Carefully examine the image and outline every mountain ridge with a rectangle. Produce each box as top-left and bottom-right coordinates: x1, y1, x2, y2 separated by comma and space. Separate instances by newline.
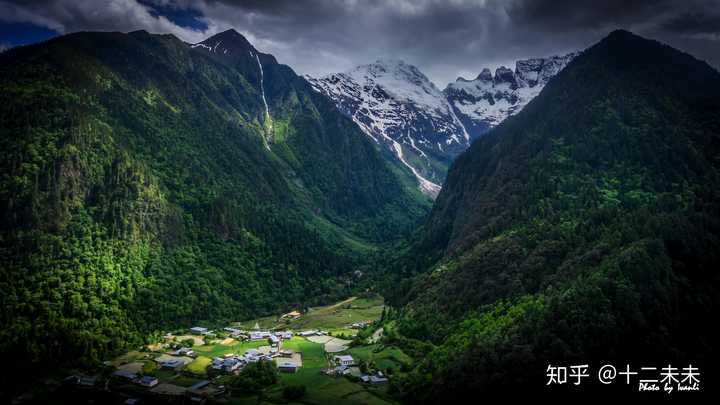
308, 53, 575, 196
387, 29, 720, 400
0, 28, 429, 371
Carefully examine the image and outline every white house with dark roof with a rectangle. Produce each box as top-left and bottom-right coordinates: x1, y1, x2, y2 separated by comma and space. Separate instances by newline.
333, 355, 355, 366
249, 331, 271, 340
277, 362, 298, 373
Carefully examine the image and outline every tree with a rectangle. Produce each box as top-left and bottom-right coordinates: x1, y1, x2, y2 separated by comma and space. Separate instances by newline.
282, 385, 306, 400
228, 360, 278, 393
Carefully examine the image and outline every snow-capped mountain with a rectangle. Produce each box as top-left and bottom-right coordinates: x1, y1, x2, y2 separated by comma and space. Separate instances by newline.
445, 53, 578, 138
307, 60, 469, 196
307, 54, 576, 197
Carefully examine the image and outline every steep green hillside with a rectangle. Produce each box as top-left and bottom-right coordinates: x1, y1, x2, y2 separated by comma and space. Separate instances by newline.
388, 31, 720, 400
0, 29, 429, 370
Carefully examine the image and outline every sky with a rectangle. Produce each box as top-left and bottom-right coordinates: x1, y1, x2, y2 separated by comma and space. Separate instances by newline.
1, 0, 719, 87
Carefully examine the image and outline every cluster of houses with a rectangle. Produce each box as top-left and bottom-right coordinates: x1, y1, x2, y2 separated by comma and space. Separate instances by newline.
111, 370, 160, 388
171, 346, 196, 357
188, 325, 329, 341
158, 358, 187, 370
189, 326, 296, 345
349, 321, 370, 329
297, 330, 328, 337
360, 372, 389, 385
210, 347, 300, 374
329, 355, 355, 376
328, 355, 388, 385
110, 371, 224, 403
210, 349, 271, 373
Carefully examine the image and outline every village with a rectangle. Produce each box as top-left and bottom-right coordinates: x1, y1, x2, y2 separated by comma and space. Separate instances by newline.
60, 296, 405, 404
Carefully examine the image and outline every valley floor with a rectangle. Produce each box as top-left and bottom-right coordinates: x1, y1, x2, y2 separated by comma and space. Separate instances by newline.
43, 296, 409, 404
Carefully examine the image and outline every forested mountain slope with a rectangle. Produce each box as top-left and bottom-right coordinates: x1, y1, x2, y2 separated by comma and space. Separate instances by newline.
387, 30, 720, 400
0, 29, 428, 371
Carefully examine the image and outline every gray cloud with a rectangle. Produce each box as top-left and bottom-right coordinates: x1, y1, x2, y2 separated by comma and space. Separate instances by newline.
2, 0, 719, 86
0, 0, 213, 42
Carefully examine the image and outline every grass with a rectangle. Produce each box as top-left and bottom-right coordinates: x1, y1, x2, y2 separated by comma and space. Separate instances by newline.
275, 337, 395, 404
110, 350, 153, 367
346, 345, 412, 373
281, 296, 385, 332
233, 295, 385, 335
186, 356, 212, 375
280, 337, 326, 369
193, 339, 266, 358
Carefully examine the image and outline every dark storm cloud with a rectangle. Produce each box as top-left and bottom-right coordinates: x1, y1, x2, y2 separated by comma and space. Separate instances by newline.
1, 0, 719, 86
662, 11, 720, 38
180, 0, 720, 84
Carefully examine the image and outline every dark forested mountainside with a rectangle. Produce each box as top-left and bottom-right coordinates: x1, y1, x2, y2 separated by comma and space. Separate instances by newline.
0, 29, 429, 372
385, 30, 720, 400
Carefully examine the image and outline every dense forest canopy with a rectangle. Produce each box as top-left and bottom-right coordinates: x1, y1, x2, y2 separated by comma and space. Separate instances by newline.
0, 29, 429, 374
383, 30, 720, 400
1, 24, 719, 403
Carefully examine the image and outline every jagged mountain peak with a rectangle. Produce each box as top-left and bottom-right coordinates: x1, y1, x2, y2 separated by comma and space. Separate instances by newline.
190, 28, 258, 57
307, 52, 575, 197
476, 68, 493, 82
359, 59, 429, 79
444, 52, 577, 129
307, 60, 471, 198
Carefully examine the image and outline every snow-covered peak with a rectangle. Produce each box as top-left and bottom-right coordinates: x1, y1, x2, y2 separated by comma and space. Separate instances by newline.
307, 52, 577, 198
515, 53, 577, 87
307, 60, 470, 198
341, 59, 448, 115
444, 52, 577, 129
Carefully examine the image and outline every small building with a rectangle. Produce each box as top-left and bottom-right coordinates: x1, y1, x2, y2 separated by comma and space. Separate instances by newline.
360, 375, 370, 383
138, 376, 159, 388
112, 370, 138, 381
224, 327, 244, 337
333, 355, 355, 366
77, 375, 98, 387
278, 331, 293, 339
159, 359, 185, 370
332, 365, 350, 376
223, 358, 243, 372
175, 347, 195, 356
190, 327, 208, 335
189, 380, 211, 391
268, 335, 280, 346
249, 331, 271, 340
279, 349, 294, 357
370, 375, 389, 385
277, 362, 298, 373
298, 330, 317, 337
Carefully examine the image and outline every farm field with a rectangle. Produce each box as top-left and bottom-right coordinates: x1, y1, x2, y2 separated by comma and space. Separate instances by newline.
235, 295, 385, 337
346, 345, 412, 373
106, 296, 398, 404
